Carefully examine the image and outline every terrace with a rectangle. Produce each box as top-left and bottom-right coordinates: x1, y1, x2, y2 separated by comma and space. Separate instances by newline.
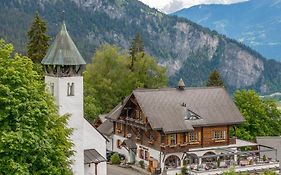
166, 139, 280, 175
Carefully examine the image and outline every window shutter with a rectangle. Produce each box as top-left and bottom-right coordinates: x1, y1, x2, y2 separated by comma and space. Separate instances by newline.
168, 135, 171, 145
138, 149, 141, 159
198, 131, 201, 142
177, 133, 182, 144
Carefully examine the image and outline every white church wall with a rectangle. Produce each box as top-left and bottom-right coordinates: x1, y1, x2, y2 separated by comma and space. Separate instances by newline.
83, 119, 107, 175
45, 76, 85, 174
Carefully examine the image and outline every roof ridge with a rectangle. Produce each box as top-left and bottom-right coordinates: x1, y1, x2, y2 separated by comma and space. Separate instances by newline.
133, 86, 225, 92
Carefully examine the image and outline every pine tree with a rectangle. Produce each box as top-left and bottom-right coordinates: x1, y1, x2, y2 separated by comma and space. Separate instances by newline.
27, 12, 50, 63
206, 70, 224, 87
129, 32, 144, 70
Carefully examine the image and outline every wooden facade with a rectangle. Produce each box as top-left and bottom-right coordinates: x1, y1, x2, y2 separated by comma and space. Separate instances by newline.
113, 96, 235, 154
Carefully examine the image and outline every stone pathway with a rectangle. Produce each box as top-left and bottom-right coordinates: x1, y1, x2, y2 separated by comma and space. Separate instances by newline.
107, 164, 145, 175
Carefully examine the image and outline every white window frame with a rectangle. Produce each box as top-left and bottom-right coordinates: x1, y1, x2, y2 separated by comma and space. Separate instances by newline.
189, 132, 198, 142
213, 130, 226, 140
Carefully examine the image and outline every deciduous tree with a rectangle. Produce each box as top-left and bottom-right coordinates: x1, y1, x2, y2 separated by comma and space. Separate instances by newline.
84, 44, 167, 120
234, 90, 281, 141
0, 39, 73, 174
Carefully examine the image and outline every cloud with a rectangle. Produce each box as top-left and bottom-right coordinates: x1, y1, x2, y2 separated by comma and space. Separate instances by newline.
138, 0, 248, 13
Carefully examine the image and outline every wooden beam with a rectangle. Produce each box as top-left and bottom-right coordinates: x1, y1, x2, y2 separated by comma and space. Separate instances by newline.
95, 163, 98, 175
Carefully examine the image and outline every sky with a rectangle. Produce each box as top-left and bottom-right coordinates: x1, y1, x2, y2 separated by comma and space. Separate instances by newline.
139, 0, 248, 13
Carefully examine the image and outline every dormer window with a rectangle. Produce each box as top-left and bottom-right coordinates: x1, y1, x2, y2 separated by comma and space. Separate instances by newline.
185, 109, 200, 120
67, 83, 74, 96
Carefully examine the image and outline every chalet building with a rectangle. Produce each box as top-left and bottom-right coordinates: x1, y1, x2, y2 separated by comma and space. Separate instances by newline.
93, 114, 108, 128
41, 21, 107, 175
105, 80, 279, 174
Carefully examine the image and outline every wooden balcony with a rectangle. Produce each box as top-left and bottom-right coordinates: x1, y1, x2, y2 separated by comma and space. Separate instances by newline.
160, 143, 191, 153
124, 117, 150, 131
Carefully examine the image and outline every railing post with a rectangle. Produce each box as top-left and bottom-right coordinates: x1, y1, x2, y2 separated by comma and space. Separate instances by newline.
199, 157, 202, 165
95, 163, 98, 175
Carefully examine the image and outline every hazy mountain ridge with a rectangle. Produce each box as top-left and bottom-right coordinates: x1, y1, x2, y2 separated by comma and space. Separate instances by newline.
173, 0, 281, 62
0, 0, 281, 94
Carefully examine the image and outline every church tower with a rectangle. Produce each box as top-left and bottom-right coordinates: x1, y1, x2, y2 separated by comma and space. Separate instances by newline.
42, 22, 87, 174
42, 21, 106, 175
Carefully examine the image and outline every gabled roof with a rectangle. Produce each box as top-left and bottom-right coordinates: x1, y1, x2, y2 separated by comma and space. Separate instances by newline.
41, 22, 86, 65
97, 120, 113, 136
107, 87, 244, 134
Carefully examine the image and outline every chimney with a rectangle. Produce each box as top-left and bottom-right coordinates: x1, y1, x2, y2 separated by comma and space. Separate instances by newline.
177, 78, 185, 90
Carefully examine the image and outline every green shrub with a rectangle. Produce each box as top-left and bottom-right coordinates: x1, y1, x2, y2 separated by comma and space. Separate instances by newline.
139, 160, 145, 169
181, 166, 188, 174
110, 153, 121, 164
262, 171, 278, 175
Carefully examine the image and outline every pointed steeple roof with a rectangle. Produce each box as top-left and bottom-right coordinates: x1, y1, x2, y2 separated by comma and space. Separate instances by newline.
41, 21, 86, 65
178, 78, 185, 90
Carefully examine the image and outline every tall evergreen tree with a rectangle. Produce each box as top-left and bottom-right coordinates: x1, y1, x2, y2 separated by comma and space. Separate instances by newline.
206, 69, 224, 87
27, 12, 50, 63
0, 39, 73, 174
129, 32, 144, 70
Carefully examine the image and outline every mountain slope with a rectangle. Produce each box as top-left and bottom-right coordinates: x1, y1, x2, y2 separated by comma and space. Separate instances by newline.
139, 0, 247, 13
0, 0, 281, 94
173, 0, 281, 62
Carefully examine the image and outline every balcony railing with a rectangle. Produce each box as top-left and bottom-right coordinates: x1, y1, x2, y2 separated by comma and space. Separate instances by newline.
117, 117, 150, 131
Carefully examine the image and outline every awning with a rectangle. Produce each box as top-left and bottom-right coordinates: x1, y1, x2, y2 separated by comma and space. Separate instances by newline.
84, 149, 106, 164
122, 139, 137, 150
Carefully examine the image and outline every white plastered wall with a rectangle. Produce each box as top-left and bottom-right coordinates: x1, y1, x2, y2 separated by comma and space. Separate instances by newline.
112, 135, 130, 158
45, 76, 106, 175
83, 120, 107, 175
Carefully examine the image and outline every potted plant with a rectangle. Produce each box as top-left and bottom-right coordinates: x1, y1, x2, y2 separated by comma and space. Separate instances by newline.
263, 155, 267, 162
